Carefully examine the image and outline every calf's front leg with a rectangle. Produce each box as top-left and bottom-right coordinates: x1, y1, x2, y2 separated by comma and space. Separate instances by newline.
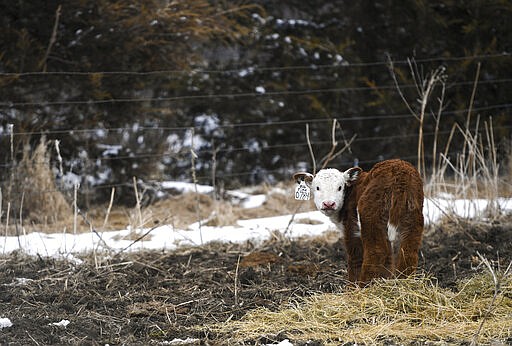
344, 235, 363, 283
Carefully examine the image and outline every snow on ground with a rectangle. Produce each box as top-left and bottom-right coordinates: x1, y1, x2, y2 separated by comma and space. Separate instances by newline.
48, 320, 70, 328
160, 181, 214, 194
1, 210, 332, 260
1, 182, 511, 259
0, 318, 13, 329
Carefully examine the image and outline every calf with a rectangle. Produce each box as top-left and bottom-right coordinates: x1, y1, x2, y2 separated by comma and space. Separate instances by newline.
294, 159, 424, 285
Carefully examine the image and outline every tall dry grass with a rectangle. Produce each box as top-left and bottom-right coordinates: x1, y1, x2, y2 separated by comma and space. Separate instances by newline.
6, 137, 71, 224
425, 119, 503, 219
390, 59, 508, 224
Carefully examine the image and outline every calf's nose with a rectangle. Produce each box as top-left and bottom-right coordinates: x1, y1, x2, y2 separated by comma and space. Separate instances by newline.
322, 201, 336, 210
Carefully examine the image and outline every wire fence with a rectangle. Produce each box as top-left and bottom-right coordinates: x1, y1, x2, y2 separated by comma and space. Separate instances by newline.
1, 52, 509, 77
1, 52, 511, 202
1, 102, 511, 138
1, 120, 509, 196
2, 78, 512, 107
1, 112, 510, 165
1, 52, 511, 107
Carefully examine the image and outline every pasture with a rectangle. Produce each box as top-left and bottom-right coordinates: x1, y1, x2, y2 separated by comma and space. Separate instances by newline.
1, 187, 511, 345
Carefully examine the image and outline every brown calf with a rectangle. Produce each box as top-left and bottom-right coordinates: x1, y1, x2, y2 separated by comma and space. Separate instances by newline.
294, 159, 424, 285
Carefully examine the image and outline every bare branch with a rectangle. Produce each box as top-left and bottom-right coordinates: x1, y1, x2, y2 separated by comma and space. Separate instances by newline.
319, 119, 338, 169
320, 134, 357, 170
465, 62, 481, 133
387, 55, 417, 120
40, 5, 62, 72
305, 124, 316, 175
305, 119, 355, 171
114, 215, 173, 256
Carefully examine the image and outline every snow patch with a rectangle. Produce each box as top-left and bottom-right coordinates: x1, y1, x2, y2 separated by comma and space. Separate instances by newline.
49, 319, 70, 328
265, 339, 294, 346
241, 194, 266, 208
5, 278, 34, 286
0, 318, 13, 329
238, 67, 254, 77
255, 86, 266, 94
194, 114, 221, 135
161, 181, 214, 194
164, 338, 200, 345
97, 144, 122, 156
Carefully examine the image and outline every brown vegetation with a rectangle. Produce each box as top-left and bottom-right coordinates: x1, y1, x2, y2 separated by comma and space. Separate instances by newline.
5, 137, 71, 224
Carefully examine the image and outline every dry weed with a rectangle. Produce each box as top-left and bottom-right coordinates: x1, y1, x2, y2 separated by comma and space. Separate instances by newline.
8, 137, 71, 224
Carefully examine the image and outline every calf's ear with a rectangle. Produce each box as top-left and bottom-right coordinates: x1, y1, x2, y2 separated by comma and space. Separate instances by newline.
292, 172, 314, 185
344, 167, 362, 186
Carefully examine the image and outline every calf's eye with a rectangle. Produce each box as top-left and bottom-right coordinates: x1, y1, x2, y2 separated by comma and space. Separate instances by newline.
316, 186, 320, 191
338, 186, 342, 191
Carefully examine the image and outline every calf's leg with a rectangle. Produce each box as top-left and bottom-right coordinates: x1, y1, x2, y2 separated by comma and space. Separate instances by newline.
345, 235, 363, 283
395, 220, 423, 277
358, 217, 392, 284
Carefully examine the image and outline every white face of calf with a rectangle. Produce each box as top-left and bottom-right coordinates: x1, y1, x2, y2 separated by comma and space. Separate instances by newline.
294, 167, 361, 216
312, 169, 348, 214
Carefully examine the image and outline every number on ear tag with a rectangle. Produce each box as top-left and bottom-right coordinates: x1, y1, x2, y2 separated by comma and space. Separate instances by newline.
295, 180, 311, 200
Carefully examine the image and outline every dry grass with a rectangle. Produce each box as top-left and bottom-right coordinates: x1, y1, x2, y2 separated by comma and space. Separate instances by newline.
216, 273, 512, 345
1, 183, 308, 236
7, 137, 71, 224
119, 183, 310, 231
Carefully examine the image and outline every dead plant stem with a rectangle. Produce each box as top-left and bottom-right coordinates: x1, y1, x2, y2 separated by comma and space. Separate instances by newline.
0, 188, 2, 234
132, 177, 143, 229
54, 139, 64, 177
462, 63, 481, 181
40, 5, 61, 72
320, 120, 357, 169
388, 56, 416, 118
305, 123, 316, 175
190, 128, 203, 244
114, 215, 172, 256
102, 188, 116, 230
465, 62, 481, 138
25, 331, 41, 346
234, 254, 241, 308
73, 183, 78, 236
470, 252, 501, 346
17, 191, 25, 249
211, 139, 219, 201
320, 119, 338, 168
430, 80, 446, 192
78, 209, 112, 252
4, 202, 10, 253
7, 124, 14, 217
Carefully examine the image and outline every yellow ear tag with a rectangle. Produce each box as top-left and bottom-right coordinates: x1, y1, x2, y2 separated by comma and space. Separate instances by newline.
295, 179, 311, 200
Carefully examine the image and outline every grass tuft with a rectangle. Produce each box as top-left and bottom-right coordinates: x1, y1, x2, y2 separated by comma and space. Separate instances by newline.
9, 137, 71, 224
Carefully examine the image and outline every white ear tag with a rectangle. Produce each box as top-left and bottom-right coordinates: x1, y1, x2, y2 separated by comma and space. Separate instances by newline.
295, 180, 311, 200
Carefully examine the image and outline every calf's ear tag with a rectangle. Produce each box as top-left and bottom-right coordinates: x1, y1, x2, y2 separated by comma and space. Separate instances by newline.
295, 179, 311, 200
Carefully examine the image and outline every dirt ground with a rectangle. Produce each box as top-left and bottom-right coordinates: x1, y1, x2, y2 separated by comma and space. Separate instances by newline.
1, 216, 511, 345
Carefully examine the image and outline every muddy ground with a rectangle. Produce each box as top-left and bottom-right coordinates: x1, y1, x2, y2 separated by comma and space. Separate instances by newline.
1, 217, 511, 345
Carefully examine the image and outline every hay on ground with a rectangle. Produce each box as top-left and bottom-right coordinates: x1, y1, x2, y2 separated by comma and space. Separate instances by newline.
216, 274, 512, 345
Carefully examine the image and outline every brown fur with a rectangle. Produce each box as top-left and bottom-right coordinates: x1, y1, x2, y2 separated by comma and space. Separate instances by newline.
336, 159, 424, 285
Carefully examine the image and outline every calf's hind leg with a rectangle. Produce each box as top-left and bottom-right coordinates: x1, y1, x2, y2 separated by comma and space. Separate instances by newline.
395, 221, 423, 277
